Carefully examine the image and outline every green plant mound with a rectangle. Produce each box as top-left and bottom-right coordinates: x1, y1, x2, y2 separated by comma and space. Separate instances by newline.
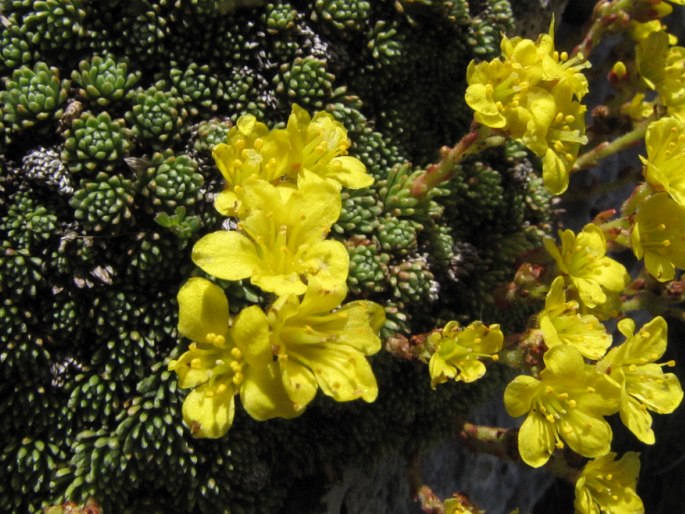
0, 0, 552, 512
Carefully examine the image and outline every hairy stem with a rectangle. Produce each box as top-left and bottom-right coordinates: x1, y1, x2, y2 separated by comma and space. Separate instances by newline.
573, 0, 631, 58
410, 125, 504, 198
572, 121, 647, 172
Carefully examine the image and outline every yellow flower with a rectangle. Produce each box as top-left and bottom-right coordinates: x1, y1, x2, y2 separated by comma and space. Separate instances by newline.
597, 317, 683, 444
536, 86, 588, 195
631, 192, 685, 281
212, 106, 373, 217
465, 57, 553, 136
428, 320, 503, 389
629, 19, 678, 44
574, 452, 644, 514
267, 279, 385, 411
464, 58, 515, 129
192, 175, 349, 296
465, 26, 589, 196
641, 115, 685, 206
539, 277, 611, 360
501, 26, 589, 100
169, 278, 298, 438
636, 31, 685, 113
622, 92, 656, 122
212, 113, 289, 217
279, 104, 373, 189
504, 345, 619, 468
544, 223, 629, 309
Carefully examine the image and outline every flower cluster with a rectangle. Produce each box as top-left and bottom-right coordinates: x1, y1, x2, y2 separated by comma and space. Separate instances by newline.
169, 105, 384, 438
508, 306, 681, 462
544, 223, 630, 313
427, 321, 503, 389
636, 29, 685, 116
506, 306, 681, 506
628, 115, 685, 281
465, 24, 590, 195
575, 452, 643, 514
505, 344, 619, 467
211, 104, 372, 217
618, 12, 685, 282
505, 215, 682, 511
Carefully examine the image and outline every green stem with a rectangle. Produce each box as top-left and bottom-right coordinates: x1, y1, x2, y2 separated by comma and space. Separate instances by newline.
572, 121, 648, 172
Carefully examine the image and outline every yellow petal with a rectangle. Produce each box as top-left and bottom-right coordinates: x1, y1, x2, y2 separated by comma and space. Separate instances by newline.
561, 408, 613, 458
298, 239, 350, 289
456, 358, 487, 383
429, 353, 456, 389
644, 252, 676, 282
241, 362, 302, 421
542, 344, 585, 377
544, 276, 567, 311
518, 411, 555, 467
629, 316, 668, 362
542, 147, 570, 195
543, 236, 565, 272
298, 277, 348, 315
619, 392, 655, 444
290, 344, 379, 402
214, 189, 240, 217
252, 272, 308, 297
627, 367, 683, 415
327, 156, 373, 188
192, 231, 259, 281
504, 375, 541, 417
182, 380, 236, 438
212, 143, 234, 181
572, 277, 607, 308
177, 277, 228, 343
336, 301, 385, 355
232, 305, 271, 367
280, 358, 318, 412
169, 350, 213, 389
465, 84, 506, 128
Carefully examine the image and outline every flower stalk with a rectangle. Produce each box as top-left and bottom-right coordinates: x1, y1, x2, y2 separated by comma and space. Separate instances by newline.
572, 121, 648, 172
458, 421, 519, 462
410, 126, 504, 198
